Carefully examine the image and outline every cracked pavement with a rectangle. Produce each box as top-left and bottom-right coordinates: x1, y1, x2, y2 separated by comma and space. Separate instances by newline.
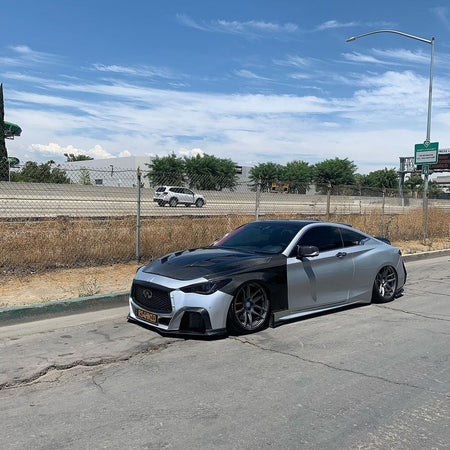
0, 255, 449, 449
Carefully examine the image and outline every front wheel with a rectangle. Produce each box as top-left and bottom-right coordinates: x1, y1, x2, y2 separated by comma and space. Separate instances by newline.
372, 266, 398, 303
227, 282, 270, 334
195, 199, 204, 208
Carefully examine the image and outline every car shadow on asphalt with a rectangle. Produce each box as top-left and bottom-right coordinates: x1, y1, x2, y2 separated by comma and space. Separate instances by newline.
126, 302, 380, 341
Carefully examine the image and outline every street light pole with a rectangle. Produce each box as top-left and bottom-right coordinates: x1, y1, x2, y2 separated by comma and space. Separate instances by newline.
346, 30, 435, 241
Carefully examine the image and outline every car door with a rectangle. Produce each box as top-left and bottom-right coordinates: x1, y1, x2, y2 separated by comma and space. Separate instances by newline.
183, 188, 195, 204
339, 228, 375, 301
286, 225, 355, 312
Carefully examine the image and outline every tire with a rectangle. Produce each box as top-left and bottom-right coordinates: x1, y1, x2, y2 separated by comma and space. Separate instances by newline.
195, 199, 204, 208
157, 201, 164, 207
227, 282, 270, 334
372, 266, 398, 303
169, 198, 178, 207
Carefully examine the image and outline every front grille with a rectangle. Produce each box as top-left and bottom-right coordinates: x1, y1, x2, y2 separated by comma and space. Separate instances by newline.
132, 283, 172, 313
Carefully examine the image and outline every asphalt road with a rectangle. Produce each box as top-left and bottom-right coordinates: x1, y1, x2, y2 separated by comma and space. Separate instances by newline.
0, 255, 449, 449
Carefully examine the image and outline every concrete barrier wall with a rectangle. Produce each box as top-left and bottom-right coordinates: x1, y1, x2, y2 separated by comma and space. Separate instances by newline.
1, 182, 448, 218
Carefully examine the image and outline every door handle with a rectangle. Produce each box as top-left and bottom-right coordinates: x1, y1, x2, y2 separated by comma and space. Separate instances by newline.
336, 252, 347, 258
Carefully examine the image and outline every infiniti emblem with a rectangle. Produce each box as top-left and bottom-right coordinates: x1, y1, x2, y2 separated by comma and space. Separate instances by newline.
142, 289, 153, 300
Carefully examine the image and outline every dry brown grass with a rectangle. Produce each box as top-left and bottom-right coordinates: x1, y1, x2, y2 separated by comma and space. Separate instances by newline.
1, 209, 449, 274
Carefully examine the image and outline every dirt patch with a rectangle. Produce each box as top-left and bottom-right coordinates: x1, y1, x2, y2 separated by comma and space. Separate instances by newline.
0, 263, 140, 308
1, 239, 449, 309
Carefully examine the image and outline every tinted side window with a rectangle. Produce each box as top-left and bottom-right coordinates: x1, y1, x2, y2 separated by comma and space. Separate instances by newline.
171, 188, 182, 193
298, 226, 343, 252
340, 229, 367, 247
156, 187, 166, 192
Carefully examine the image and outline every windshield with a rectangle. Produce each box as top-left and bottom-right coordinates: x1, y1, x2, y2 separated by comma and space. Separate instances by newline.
213, 221, 310, 254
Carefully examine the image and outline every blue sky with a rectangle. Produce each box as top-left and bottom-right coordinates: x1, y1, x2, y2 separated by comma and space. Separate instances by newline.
2, 0, 450, 174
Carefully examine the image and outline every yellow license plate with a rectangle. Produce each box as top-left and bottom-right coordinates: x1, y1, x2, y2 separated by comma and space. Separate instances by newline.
136, 308, 158, 324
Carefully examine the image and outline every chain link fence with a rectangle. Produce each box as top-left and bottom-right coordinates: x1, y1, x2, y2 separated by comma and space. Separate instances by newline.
1, 165, 449, 273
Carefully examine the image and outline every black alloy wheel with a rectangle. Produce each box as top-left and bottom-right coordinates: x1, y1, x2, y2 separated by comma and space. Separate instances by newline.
227, 282, 270, 334
372, 266, 398, 303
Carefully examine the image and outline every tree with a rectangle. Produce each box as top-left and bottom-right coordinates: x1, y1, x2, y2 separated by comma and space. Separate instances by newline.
313, 157, 357, 188
403, 175, 443, 199
64, 153, 94, 162
281, 160, 313, 193
404, 174, 423, 196
364, 168, 399, 190
427, 180, 444, 198
145, 153, 185, 186
248, 162, 285, 191
79, 168, 92, 185
184, 154, 238, 190
10, 161, 70, 184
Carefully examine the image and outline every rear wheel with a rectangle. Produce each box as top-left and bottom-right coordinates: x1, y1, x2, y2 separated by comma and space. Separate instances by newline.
169, 198, 178, 207
227, 282, 270, 334
157, 200, 164, 207
195, 198, 204, 208
372, 266, 398, 303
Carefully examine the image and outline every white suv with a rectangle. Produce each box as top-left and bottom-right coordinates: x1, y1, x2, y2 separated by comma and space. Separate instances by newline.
153, 186, 206, 207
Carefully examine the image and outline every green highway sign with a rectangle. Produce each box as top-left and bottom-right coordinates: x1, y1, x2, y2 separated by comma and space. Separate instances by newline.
414, 141, 439, 164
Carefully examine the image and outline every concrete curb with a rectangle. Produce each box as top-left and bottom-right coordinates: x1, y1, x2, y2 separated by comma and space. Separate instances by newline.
402, 249, 450, 261
0, 291, 130, 326
1, 250, 448, 326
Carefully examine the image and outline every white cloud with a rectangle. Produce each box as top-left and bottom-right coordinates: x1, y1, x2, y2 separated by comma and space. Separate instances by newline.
342, 52, 387, 64
432, 6, 450, 29
234, 69, 270, 80
0, 45, 61, 67
6, 61, 450, 174
177, 148, 205, 157
175, 14, 207, 31
372, 48, 430, 64
176, 14, 298, 37
29, 143, 114, 160
92, 63, 176, 79
214, 19, 298, 34
274, 55, 312, 68
315, 20, 357, 31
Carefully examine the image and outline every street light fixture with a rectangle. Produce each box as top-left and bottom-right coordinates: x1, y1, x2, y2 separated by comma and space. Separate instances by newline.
346, 29, 435, 241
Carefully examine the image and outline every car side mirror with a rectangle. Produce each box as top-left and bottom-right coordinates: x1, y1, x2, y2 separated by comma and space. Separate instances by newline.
296, 245, 320, 259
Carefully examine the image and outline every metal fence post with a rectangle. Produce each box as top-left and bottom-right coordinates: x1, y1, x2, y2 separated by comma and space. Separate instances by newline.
326, 183, 332, 221
423, 174, 429, 243
255, 179, 261, 221
136, 166, 142, 263
381, 187, 386, 237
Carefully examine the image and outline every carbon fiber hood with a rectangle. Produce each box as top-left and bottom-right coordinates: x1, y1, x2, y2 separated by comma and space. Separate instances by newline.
142, 247, 276, 281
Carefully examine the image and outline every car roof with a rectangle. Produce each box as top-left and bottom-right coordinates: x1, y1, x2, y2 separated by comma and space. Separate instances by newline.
253, 220, 353, 228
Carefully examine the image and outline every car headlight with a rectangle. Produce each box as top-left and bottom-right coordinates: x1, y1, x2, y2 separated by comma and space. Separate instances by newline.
180, 279, 231, 295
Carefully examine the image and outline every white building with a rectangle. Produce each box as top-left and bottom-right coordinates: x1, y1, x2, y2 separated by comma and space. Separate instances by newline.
435, 175, 450, 193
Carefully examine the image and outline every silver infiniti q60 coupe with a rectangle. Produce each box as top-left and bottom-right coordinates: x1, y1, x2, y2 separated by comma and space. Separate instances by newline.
128, 220, 406, 336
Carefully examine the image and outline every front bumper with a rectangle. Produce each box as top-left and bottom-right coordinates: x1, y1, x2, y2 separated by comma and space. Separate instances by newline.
128, 278, 233, 336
